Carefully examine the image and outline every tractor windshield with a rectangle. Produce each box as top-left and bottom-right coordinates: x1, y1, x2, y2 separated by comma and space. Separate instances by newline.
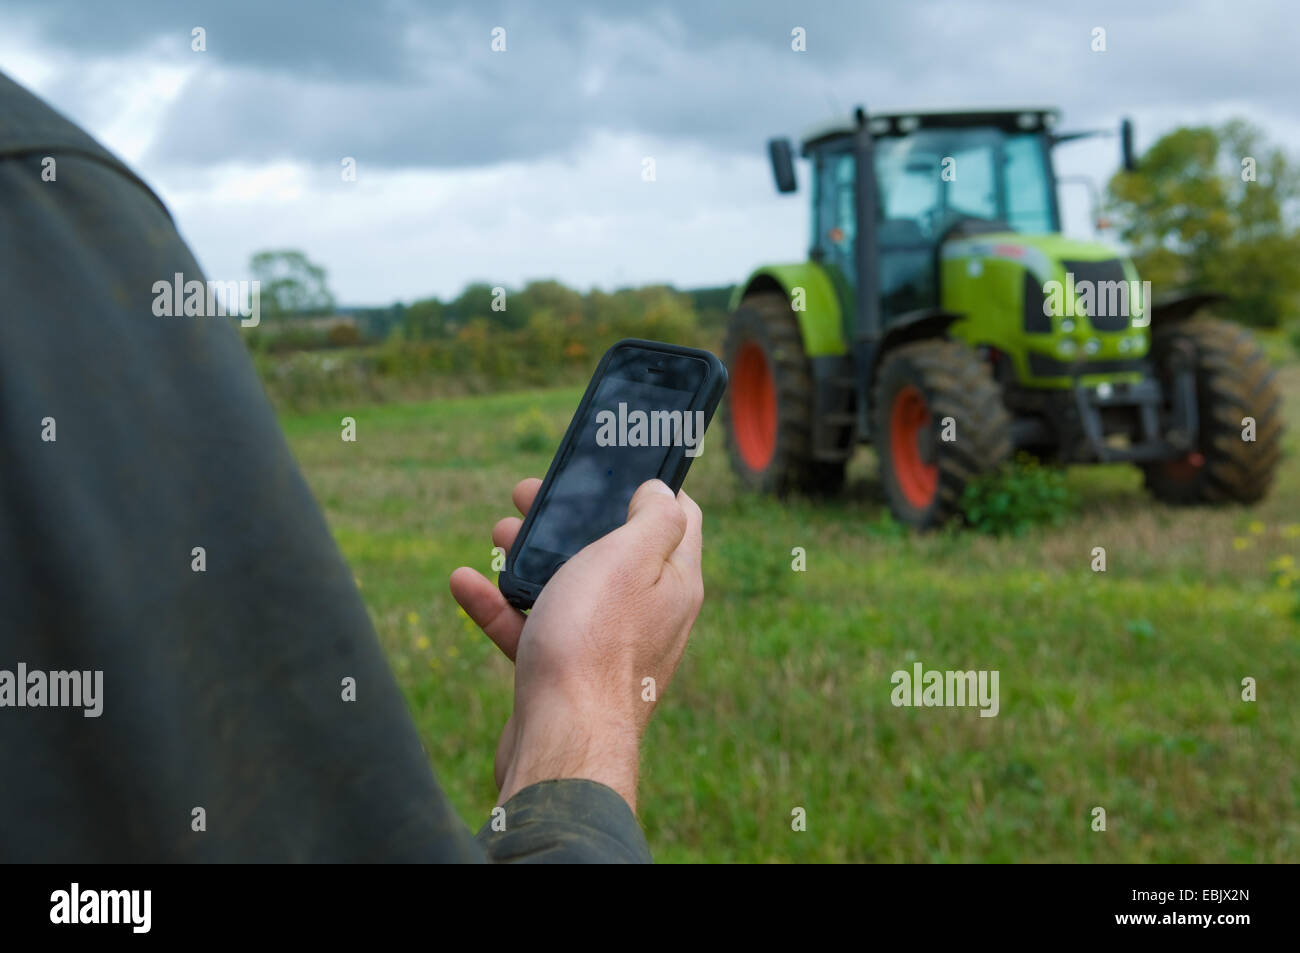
874, 128, 1057, 240
868, 126, 1057, 319
807, 123, 1060, 324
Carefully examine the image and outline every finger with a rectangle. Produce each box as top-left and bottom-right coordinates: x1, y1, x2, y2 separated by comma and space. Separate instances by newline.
448, 566, 525, 661
492, 516, 523, 553
613, 479, 688, 566
666, 488, 703, 577
512, 478, 543, 517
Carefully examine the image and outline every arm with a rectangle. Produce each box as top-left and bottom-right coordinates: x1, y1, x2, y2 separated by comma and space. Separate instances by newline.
451, 478, 705, 862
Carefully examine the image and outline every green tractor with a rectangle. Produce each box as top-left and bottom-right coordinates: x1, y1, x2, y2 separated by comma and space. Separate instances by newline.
724, 106, 1282, 527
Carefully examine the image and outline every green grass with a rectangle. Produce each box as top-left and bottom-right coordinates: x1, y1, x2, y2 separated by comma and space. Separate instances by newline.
280, 365, 1300, 863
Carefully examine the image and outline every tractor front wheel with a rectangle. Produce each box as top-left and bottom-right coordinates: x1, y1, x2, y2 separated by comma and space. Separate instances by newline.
1143, 317, 1282, 504
873, 340, 1012, 528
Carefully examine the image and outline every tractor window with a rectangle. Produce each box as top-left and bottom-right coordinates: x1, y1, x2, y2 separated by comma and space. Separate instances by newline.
874, 127, 1057, 240
874, 142, 940, 241
875, 130, 1006, 241
946, 143, 998, 222
1003, 134, 1054, 233
812, 148, 857, 289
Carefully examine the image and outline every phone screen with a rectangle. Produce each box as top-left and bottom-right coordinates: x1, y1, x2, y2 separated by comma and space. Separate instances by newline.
511, 348, 709, 586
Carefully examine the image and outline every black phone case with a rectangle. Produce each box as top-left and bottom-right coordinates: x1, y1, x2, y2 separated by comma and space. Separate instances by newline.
498, 338, 728, 610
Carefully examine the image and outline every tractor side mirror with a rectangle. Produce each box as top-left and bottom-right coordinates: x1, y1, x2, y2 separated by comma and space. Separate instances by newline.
1120, 118, 1136, 173
768, 137, 797, 193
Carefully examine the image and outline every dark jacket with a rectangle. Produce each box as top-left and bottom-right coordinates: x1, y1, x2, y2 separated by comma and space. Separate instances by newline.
0, 69, 649, 863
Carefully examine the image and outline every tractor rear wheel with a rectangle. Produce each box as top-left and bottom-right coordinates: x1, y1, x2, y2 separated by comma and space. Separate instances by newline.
1143, 317, 1282, 504
873, 340, 1012, 528
723, 293, 846, 495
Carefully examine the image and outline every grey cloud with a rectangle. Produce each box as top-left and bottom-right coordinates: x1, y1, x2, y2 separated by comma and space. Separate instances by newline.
7, 0, 1299, 170
6, 0, 419, 80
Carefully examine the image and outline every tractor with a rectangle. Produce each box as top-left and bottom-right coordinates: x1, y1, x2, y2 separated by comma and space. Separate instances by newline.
723, 106, 1282, 527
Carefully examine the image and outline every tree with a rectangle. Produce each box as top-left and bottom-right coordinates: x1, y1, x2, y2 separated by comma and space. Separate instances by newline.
1106, 119, 1300, 327
515, 280, 585, 330
445, 282, 503, 330
403, 297, 444, 340
249, 249, 336, 319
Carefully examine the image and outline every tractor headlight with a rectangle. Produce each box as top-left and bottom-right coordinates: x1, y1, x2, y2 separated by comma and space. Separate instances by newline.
1057, 339, 1077, 358
1060, 319, 1076, 333
1084, 339, 1101, 355
1117, 337, 1132, 353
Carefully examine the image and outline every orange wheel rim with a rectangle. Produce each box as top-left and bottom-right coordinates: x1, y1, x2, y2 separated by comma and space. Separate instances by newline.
890, 385, 938, 508
731, 342, 777, 471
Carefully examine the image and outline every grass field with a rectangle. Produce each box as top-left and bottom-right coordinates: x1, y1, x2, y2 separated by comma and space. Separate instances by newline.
280, 350, 1300, 863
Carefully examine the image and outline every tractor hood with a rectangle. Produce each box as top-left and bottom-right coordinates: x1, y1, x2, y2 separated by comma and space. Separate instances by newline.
941, 232, 1132, 285
939, 231, 1151, 386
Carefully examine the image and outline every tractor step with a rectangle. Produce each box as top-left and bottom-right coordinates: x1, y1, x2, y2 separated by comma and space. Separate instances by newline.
810, 356, 858, 461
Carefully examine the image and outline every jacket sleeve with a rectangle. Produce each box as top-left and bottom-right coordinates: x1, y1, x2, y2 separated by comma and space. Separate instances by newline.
476, 779, 653, 863
0, 68, 497, 863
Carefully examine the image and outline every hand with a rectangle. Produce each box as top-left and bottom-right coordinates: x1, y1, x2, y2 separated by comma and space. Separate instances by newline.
449, 478, 704, 812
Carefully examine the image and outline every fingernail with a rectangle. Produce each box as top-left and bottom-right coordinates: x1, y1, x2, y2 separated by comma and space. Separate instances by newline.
649, 480, 674, 496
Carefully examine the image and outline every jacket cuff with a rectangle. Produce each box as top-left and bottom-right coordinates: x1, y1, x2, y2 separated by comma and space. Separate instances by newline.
475, 778, 652, 863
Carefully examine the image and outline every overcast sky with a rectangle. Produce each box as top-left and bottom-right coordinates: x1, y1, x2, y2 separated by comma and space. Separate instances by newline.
2, 1, 1296, 305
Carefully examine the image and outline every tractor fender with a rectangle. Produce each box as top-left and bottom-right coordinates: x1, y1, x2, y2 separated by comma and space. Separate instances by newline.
1148, 291, 1227, 326
871, 308, 963, 370
855, 309, 964, 437
731, 263, 847, 357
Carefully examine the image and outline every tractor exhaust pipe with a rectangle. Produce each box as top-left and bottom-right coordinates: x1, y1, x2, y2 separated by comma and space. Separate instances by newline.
1120, 117, 1136, 173
852, 105, 884, 437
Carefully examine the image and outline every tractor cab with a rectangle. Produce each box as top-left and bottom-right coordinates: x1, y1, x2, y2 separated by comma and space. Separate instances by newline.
798, 109, 1062, 334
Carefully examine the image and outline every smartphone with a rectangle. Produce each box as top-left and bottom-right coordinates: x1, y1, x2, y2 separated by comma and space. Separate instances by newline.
499, 339, 728, 610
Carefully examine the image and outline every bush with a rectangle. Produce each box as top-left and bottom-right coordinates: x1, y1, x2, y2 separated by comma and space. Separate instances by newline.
326, 322, 361, 348
866, 510, 909, 540
960, 454, 1076, 536
265, 323, 330, 353
250, 279, 715, 412
512, 407, 557, 453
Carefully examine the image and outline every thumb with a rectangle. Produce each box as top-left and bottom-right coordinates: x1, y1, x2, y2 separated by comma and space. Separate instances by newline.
616, 479, 688, 564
